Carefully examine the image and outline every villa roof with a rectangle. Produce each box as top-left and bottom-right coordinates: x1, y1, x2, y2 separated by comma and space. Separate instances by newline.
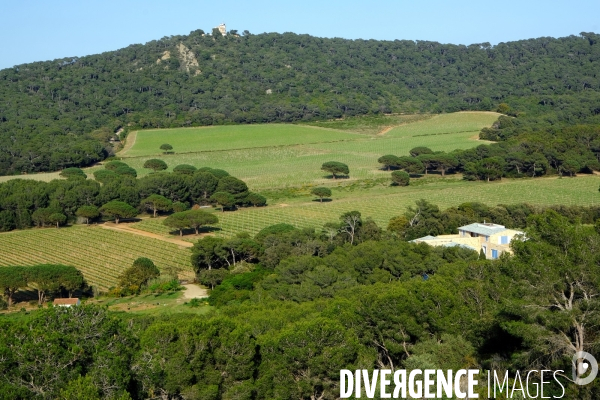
458, 223, 508, 236
412, 235, 437, 241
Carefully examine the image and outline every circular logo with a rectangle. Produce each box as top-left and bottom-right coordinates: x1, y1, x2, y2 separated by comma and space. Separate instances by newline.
572, 351, 598, 385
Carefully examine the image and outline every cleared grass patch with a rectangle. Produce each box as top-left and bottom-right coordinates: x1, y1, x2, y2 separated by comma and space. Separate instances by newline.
387, 112, 500, 137
90, 291, 211, 316
0, 171, 64, 183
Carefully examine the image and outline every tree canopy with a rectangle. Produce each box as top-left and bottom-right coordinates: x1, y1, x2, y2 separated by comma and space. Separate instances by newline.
321, 161, 349, 179
143, 159, 168, 172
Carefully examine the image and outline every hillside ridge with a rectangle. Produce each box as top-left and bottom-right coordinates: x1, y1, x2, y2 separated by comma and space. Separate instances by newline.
1, 31, 599, 175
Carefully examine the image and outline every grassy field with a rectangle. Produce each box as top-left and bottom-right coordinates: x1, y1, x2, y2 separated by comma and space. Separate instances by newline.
120, 124, 362, 157
0, 171, 63, 184
129, 175, 600, 238
0, 225, 193, 290
119, 112, 498, 190
90, 291, 211, 316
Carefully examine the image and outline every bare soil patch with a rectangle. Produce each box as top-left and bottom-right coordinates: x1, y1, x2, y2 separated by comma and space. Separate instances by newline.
182, 284, 209, 299
101, 223, 193, 248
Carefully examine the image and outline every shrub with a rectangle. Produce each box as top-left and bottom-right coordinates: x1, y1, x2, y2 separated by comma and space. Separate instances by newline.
391, 170, 410, 186
173, 164, 197, 175
60, 167, 87, 180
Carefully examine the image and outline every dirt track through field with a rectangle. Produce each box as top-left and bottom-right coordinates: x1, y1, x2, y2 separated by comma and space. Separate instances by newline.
119, 130, 138, 155
100, 223, 194, 247
377, 126, 394, 136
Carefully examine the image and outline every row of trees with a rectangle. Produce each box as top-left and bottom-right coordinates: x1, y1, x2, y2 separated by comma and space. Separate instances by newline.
0, 162, 263, 231
379, 123, 600, 182
2, 211, 600, 397
163, 209, 218, 236
0, 264, 85, 306
3, 30, 600, 175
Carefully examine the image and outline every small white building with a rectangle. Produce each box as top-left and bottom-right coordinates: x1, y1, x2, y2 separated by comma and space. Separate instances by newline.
53, 298, 81, 307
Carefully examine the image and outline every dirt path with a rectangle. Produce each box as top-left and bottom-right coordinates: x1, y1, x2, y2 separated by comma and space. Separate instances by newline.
377, 126, 395, 136
182, 284, 209, 299
118, 130, 137, 156
100, 223, 194, 247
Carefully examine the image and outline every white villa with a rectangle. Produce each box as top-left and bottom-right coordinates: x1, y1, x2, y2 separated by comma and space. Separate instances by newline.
411, 222, 524, 259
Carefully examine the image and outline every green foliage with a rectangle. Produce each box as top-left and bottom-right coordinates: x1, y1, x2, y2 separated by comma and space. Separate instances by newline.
210, 191, 236, 212
185, 210, 219, 234
114, 165, 137, 178
246, 192, 267, 207
311, 187, 332, 202
147, 278, 182, 293
172, 164, 197, 175
409, 146, 434, 157
0, 266, 28, 307
321, 161, 349, 179
93, 169, 119, 184
60, 376, 101, 400
140, 194, 172, 217
396, 156, 424, 174
203, 168, 230, 179
0, 305, 134, 398
118, 257, 160, 294
162, 212, 189, 236
497, 102, 511, 114
48, 212, 67, 228
99, 200, 138, 223
32, 207, 62, 227
60, 167, 87, 180
160, 143, 173, 153
378, 154, 400, 170
254, 223, 297, 242
207, 267, 270, 306
189, 171, 219, 203
216, 176, 249, 203
75, 205, 100, 224
26, 264, 85, 304
387, 215, 409, 237
171, 201, 189, 212
104, 161, 128, 171
391, 170, 410, 186
142, 158, 168, 172
198, 269, 230, 290
187, 298, 202, 307
163, 209, 219, 236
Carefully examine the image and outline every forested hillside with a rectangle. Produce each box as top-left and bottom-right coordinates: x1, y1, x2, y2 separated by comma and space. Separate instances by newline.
1, 30, 600, 175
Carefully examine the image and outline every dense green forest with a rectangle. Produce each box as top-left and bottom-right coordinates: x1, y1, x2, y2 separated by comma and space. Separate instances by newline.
2, 210, 600, 398
1, 30, 600, 174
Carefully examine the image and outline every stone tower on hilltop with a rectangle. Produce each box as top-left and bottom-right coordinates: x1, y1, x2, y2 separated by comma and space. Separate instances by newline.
215, 23, 226, 36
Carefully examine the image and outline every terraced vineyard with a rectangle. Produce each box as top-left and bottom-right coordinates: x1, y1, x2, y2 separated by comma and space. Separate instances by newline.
0, 226, 193, 290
